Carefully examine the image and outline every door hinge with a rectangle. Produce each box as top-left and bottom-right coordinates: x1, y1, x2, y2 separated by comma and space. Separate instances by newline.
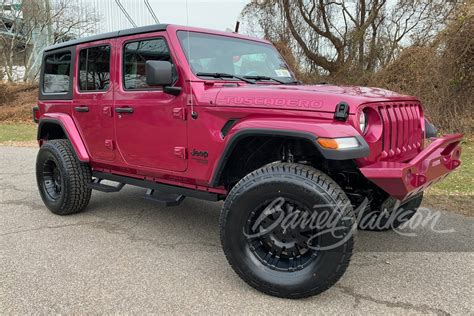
105, 139, 115, 150
173, 147, 187, 159
173, 107, 187, 120
103, 106, 113, 117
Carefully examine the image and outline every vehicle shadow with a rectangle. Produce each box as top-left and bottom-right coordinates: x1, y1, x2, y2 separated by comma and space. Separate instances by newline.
84, 186, 473, 253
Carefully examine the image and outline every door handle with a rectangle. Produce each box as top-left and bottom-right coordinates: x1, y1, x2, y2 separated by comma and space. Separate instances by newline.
115, 107, 134, 114
74, 106, 89, 112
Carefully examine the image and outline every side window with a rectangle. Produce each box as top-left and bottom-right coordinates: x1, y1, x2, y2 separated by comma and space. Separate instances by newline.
123, 38, 173, 90
78, 45, 111, 91
43, 52, 71, 94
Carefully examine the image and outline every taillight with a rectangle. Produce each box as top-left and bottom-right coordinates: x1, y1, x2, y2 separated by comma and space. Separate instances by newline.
32, 106, 40, 123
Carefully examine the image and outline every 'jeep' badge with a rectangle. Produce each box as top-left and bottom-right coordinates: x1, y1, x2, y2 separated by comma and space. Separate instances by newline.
191, 149, 209, 162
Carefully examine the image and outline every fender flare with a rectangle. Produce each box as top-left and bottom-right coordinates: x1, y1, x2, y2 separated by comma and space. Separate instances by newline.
209, 127, 369, 187
37, 114, 90, 162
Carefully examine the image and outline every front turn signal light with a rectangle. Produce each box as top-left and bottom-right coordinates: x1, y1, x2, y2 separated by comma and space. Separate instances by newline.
317, 137, 360, 150
317, 138, 339, 149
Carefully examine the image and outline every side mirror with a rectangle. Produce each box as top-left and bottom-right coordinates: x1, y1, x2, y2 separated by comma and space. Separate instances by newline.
145, 60, 181, 96
145, 60, 173, 86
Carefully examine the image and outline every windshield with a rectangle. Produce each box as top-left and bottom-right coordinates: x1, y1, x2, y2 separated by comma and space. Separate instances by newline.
177, 31, 296, 83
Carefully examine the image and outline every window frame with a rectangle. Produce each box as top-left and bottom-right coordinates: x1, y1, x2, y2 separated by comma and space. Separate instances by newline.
77, 44, 112, 93
38, 47, 75, 100
121, 36, 176, 92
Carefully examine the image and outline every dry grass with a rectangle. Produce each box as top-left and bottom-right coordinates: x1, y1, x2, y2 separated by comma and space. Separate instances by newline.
368, 8, 473, 134
0, 83, 38, 122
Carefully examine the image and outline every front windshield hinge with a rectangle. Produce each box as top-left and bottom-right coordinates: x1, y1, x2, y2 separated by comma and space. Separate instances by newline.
334, 102, 349, 121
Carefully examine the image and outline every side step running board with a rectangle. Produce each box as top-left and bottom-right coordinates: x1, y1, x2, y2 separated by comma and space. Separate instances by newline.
87, 178, 125, 193
91, 171, 221, 202
143, 189, 185, 207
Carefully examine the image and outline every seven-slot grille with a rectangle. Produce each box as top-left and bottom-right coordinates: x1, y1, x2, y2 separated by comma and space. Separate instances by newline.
378, 103, 422, 159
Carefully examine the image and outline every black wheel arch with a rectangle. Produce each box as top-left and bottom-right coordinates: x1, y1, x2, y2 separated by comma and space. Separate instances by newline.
37, 118, 89, 163
37, 118, 68, 141
210, 128, 370, 188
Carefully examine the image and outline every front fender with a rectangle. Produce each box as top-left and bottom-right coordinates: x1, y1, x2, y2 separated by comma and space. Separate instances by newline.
38, 113, 90, 162
210, 117, 369, 186
226, 117, 365, 139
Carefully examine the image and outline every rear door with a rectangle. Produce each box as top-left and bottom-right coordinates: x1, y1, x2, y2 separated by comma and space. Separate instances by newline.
113, 33, 188, 172
73, 40, 115, 161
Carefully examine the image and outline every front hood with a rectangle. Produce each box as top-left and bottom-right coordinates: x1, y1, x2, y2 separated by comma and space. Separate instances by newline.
214, 84, 418, 113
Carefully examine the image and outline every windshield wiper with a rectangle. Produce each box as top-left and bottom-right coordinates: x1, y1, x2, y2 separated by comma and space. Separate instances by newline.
243, 75, 298, 85
196, 72, 255, 84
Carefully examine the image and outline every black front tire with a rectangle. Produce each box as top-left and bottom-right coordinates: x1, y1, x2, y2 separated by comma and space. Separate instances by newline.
36, 139, 92, 215
220, 163, 355, 299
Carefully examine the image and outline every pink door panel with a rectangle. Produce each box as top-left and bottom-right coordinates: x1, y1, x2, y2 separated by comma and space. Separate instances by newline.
73, 40, 115, 161
113, 33, 188, 172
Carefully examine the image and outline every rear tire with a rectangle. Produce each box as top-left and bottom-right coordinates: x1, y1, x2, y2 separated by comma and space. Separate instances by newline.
220, 163, 355, 299
36, 139, 92, 215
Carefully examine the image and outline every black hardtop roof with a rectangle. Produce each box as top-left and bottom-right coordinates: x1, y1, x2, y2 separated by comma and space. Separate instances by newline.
44, 24, 169, 52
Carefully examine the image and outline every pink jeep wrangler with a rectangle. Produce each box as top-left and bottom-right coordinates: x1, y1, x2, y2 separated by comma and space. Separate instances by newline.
33, 24, 463, 298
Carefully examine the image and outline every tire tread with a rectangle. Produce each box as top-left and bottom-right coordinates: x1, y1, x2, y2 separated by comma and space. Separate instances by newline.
219, 162, 355, 299
37, 139, 91, 215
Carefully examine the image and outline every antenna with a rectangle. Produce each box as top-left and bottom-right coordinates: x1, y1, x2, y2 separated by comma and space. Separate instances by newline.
115, 0, 137, 28
234, 21, 240, 33
185, 0, 197, 119
144, 0, 160, 24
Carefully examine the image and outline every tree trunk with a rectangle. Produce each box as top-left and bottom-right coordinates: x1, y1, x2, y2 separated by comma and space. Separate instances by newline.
23, 0, 54, 82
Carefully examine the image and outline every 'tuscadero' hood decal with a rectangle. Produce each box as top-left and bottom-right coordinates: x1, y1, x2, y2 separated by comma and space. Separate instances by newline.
214, 84, 418, 113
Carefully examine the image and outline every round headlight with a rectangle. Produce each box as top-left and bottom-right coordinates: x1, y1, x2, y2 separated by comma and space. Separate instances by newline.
359, 110, 367, 134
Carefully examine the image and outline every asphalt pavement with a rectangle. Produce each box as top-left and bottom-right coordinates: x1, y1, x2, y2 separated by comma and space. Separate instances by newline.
1, 146, 473, 314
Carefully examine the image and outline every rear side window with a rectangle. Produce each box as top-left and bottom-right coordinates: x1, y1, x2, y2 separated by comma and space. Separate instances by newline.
43, 52, 71, 94
123, 38, 173, 90
78, 45, 111, 91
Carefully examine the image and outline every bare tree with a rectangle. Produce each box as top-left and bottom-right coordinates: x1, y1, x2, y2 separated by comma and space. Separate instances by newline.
242, 0, 458, 76
0, 0, 99, 82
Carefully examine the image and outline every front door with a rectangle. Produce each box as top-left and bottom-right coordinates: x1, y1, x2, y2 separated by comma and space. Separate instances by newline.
113, 33, 188, 172
73, 40, 115, 161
